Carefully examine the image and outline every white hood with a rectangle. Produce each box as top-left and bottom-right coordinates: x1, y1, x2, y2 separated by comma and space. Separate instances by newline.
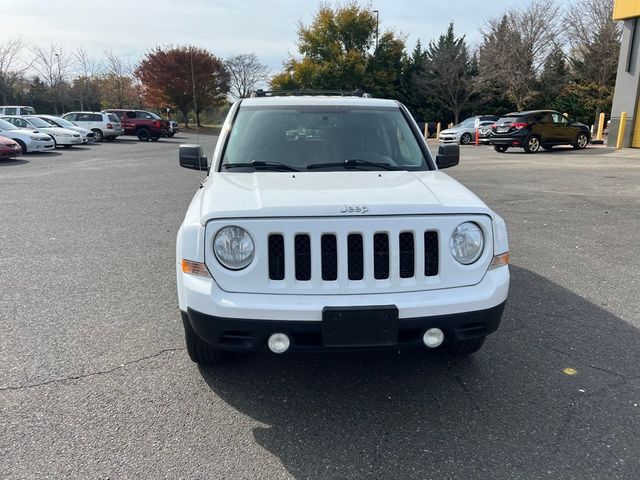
197, 171, 491, 223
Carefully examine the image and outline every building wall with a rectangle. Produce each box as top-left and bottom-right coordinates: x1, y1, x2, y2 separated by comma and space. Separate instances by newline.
613, 0, 640, 20
608, 17, 640, 148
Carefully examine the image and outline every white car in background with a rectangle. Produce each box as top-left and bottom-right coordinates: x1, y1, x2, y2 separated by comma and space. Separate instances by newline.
0, 118, 55, 153
0, 106, 37, 116
37, 115, 96, 143
62, 111, 124, 142
1, 116, 83, 148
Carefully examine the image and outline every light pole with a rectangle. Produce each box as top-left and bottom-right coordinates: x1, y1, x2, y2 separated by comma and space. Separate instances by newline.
54, 53, 63, 114
373, 10, 379, 50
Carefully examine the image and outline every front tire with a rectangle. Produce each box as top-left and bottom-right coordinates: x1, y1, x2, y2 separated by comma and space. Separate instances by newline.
460, 132, 472, 145
494, 145, 508, 153
445, 336, 486, 355
14, 139, 27, 154
573, 132, 589, 150
182, 314, 225, 365
92, 129, 104, 142
524, 135, 541, 153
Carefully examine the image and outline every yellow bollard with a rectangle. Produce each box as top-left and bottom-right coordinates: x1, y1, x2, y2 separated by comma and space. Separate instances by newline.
616, 112, 627, 150
436, 122, 441, 139
596, 112, 605, 141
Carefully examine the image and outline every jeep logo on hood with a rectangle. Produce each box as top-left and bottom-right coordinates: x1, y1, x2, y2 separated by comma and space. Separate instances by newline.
340, 205, 369, 214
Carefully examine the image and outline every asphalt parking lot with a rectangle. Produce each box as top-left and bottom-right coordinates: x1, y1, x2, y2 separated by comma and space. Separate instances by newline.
1, 135, 639, 479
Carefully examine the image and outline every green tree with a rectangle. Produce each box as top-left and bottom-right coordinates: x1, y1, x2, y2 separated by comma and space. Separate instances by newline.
417, 23, 476, 124
535, 47, 570, 109
270, 3, 405, 96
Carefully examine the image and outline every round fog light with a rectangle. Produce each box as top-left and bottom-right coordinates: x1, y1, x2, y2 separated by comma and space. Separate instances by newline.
267, 333, 290, 354
423, 328, 444, 348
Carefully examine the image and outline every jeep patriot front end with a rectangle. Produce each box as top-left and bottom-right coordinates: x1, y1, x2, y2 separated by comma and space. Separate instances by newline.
176, 92, 509, 364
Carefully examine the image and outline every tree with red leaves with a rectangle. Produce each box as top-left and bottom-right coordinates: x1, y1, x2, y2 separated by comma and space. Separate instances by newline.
136, 45, 229, 127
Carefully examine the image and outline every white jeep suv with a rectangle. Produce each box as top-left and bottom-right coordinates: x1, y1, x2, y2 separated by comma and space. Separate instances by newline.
176, 92, 509, 365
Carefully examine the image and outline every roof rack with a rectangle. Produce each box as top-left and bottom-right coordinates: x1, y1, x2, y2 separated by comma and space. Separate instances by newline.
250, 89, 372, 98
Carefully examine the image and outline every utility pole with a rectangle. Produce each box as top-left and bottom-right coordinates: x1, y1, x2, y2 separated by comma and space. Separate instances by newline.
373, 10, 379, 50
55, 53, 64, 114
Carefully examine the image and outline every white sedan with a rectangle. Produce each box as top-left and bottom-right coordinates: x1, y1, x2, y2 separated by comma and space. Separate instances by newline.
0, 118, 55, 153
37, 115, 96, 143
1, 116, 83, 148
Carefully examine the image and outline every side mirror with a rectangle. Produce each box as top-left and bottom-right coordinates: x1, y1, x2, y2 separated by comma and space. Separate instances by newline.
435, 143, 459, 169
179, 144, 208, 171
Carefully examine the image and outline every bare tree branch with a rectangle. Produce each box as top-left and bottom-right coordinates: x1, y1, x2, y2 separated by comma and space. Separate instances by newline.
225, 53, 270, 99
0, 38, 31, 104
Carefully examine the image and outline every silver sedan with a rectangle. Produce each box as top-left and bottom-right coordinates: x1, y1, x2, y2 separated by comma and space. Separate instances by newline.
439, 120, 495, 145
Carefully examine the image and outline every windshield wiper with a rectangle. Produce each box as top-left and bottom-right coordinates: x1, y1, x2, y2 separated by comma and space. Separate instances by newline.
307, 159, 399, 170
222, 161, 299, 172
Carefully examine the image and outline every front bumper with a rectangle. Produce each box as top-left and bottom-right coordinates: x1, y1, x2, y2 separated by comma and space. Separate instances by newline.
177, 264, 509, 350
183, 301, 506, 352
54, 137, 84, 146
29, 141, 55, 151
439, 132, 460, 143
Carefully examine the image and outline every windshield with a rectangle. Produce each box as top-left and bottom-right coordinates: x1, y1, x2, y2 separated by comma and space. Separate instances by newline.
147, 111, 161, 119
0, 119, 18, 130
46, 116, 75, 127
222, 106, 429, 171
25, 117, 52, 128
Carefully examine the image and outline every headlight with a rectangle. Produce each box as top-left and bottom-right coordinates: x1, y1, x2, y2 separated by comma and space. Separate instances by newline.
35, 136, 51, 141
213, 226, 254, 270
450, 222, 484, 265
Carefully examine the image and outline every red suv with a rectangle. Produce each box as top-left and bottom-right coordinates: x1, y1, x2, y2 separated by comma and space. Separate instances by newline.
105, 109, 169, 141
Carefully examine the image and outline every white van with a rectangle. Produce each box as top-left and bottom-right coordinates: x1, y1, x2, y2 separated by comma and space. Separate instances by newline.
0, 106, 36, 116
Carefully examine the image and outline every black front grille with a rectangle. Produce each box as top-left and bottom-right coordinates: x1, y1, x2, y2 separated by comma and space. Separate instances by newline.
295, 234, 311, 281
347, 234, 364, 280
424, 231, 439, 276
321, 234, 338, 281
267, 230, 439, 281
399, 232, 415, 278
268, 234, 285, 280
373, 233, 389, 279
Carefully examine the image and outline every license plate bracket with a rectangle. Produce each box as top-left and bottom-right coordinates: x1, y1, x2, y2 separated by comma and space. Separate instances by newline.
322, 305, 398, 347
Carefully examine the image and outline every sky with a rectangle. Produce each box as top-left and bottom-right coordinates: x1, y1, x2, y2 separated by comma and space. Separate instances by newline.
2, 0, 514, 73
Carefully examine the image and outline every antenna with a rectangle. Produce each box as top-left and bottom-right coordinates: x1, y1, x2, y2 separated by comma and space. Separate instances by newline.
189, 49, 204, 184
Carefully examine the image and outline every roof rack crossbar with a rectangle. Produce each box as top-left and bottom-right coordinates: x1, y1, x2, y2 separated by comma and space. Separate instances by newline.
251, 89, 371, 98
